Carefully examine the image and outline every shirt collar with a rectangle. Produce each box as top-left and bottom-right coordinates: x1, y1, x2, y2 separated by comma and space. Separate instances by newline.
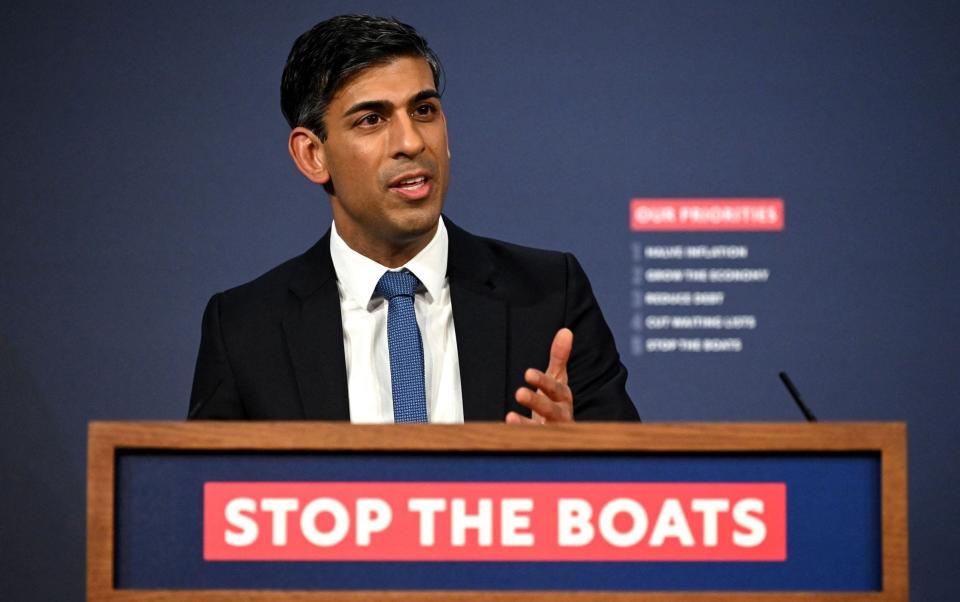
329, 219, 448, 309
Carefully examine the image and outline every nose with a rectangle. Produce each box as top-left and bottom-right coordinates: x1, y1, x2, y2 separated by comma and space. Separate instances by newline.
389, 114, 426, 159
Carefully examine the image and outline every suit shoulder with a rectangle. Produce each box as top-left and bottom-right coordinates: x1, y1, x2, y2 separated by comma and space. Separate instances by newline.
456, 228, 578, 297
212, 238, 330, 321
475, 233, 568, 266
221, 253, 303, 299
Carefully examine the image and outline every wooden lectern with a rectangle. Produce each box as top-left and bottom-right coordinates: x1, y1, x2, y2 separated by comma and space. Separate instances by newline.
88, 422, 908, 601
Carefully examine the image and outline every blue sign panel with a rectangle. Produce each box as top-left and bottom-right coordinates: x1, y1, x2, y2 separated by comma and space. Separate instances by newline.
114, 452, 880, 591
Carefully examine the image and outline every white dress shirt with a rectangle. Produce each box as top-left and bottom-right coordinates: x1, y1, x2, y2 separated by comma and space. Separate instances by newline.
329, 220, 464, 423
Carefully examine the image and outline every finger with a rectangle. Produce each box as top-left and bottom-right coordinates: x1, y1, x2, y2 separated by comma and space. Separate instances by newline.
515, 387, 569, 422
524, 368, 571, 403
546, 328, 573, 382
505, 410, 538, 424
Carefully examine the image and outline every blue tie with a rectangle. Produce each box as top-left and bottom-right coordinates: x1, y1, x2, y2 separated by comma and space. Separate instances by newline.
375, 269, 428, 423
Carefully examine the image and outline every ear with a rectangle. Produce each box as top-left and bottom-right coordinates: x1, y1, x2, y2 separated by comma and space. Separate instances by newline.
288, 126, 331, 185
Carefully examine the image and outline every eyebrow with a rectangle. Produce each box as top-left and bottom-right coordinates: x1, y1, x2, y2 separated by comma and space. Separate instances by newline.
342, 89, 441, 118
412, 89, 441, 104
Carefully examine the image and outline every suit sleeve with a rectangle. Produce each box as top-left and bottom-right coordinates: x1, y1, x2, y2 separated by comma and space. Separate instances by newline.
188, 293, 246, 419
563, 253, 641, 421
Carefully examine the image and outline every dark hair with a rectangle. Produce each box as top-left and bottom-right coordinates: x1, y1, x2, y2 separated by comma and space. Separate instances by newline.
280, 15, 443, 141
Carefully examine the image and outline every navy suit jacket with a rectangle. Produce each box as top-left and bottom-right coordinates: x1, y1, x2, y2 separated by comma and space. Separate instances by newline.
188, 217, 638, 421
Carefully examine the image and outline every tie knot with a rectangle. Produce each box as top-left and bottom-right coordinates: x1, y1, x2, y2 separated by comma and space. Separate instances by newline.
376, 269, 419, 300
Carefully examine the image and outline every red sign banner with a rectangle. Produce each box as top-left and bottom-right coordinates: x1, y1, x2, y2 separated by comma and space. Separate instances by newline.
630, 198, 785, 231
204, 482, 786, 562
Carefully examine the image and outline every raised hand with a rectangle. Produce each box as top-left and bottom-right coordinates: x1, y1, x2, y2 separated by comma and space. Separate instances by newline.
506, 328, 574, 424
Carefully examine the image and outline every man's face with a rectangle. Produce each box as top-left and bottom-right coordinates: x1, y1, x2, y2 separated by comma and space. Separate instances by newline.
319, 56, 449, 259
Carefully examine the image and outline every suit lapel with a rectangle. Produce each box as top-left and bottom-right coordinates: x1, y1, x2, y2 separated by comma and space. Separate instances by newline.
445, 217, 508, 421
281, 219, 507, 422
283, 232, 350, 420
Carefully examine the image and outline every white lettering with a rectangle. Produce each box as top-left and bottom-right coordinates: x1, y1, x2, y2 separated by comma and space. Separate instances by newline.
703, 338, 743, 352
355, 498, 392, 546
732, 498, 767, 547
598, 498, 648, 548
300, 498, 349, 547
644, 245, 683, 259
649, 498, 694, 547
634, 206, 676, 224
451, 498, 493, 546
691, 498, 730, 547
260, 497, 298, 546
645, 338, 678, 352
557, 498, 594, 546
707, 269, 770, 283
224, 497, 258, 547
500, 498, 535, 547
645, 269, 684, 282
408, 498, 446, 546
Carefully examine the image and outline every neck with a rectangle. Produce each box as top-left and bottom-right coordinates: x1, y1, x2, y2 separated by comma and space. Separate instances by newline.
334, 220, 439, 268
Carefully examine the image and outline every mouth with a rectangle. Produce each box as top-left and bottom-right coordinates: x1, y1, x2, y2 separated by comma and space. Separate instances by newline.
387, 171, 433, 200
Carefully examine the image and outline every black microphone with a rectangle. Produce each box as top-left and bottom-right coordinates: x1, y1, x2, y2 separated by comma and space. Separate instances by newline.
778, 371, 818, 422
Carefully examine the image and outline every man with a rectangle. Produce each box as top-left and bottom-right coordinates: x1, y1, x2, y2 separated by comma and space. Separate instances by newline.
189, 15, 638, 423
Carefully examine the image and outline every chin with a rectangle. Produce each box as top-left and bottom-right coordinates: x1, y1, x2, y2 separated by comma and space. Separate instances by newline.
402, 205, 442, 230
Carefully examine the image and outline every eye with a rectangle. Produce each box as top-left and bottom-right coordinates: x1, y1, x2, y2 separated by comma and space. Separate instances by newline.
356, 113, 383, 127
413, 103, 437, 119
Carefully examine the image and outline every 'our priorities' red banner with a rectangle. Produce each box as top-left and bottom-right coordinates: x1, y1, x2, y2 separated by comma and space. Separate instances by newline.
204, 482, 786, 561
630, 198, 785, 231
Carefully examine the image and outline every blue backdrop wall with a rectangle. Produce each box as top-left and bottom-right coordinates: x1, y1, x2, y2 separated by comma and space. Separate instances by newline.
1, 1, 957, 598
